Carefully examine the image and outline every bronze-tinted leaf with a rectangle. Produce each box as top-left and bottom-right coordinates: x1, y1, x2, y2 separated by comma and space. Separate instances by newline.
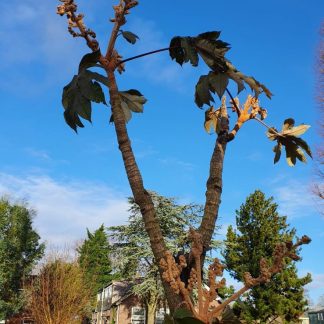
273, 143, 282, 164
295, 148, 307, 163
266, 128, 279, 141
282, 118, 295, 131
293, 137, 312, 158
119, 90, 147, 113
197, 31, 221, 40
169, 37, 185, 65
282, 124, 310, 137
181, 37, 199, 66
285, 143, 297, 166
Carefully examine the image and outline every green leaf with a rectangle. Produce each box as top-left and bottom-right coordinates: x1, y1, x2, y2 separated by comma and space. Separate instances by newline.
195, 75, 214, 108
163, 314, 175, 324
181, 37, 199, 67
208, 72, 229, 99
282, 124, 310, 137
273, 143, 282, 164
78, 71, 107, 105
61, 70, 109, 131
169, 37, 185, 65
62, 75, 92, 131
173, 308, 193, 319
121, 31, 139, 44
85, 70, 109, 87
173, 308, 204, 323
176, 318, 205, 324
78, 50, 101, 73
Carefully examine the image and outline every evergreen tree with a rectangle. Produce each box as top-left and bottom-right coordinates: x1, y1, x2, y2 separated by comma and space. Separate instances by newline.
223, 190, 311, 323
0, 198, 45, 320
78, 225, 113, 299
108, 192, 208, 324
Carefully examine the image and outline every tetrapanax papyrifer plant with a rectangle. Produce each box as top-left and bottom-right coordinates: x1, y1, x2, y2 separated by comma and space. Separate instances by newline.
56, 0, 311, 322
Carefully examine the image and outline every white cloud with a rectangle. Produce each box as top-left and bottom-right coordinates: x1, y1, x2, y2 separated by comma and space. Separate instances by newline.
0, 0, 85, 93
0, 172, 129, 247
271, 179, 318, 218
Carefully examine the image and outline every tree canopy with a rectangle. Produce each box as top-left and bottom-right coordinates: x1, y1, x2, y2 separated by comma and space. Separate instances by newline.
223, 190, 311, 323
0, 197, 45, 320
78, 224, 114, 299
108, 192, 206, 322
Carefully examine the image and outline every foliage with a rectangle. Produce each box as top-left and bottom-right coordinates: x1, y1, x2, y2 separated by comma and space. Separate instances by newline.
169, 31, 272, 108
0, 198, 45, 320
267, 118, 312, 166
108, 192, 205, 318
56, 0, 312, 320
78, 225, 114, 300
26, 254, 92, 324
223, 190, 312, 323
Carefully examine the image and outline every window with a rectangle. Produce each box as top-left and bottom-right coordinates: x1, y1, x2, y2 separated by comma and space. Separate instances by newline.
155, 308, 169, 324
131, 307, 145, 324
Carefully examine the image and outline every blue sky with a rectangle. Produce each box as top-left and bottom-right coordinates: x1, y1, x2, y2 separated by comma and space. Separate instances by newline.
0, 0, 323, 304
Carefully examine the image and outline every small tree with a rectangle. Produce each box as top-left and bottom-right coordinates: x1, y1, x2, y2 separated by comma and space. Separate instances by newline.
0, 197, 45, 320
223, 190, 312, 323
109, 192, 205, 323
26, 253, 92, 324
78, 225, 114, 300
56, 1, 312, 321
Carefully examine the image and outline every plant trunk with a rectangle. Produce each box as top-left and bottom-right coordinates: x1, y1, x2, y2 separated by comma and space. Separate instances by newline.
199, 137, 227, 249
106, 69, 184, 312
146, 302, 157, 324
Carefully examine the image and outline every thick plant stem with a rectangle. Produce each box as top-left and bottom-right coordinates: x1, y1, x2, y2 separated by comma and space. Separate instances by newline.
199, 138, 227, 249
106, 70, 183, 312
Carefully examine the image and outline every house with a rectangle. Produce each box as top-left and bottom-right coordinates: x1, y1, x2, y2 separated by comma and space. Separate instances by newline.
308, 308, 324, 324
92, 281, 168, 324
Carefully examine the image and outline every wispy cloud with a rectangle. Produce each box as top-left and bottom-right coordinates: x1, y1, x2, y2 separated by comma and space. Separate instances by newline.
0, 0, 85, 94
270, 179, 318, 218
0, 172, 129, 246
24, 148, 52, 161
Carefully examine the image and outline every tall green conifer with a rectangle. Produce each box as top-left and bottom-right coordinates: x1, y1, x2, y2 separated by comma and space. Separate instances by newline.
223, 190, 311, 323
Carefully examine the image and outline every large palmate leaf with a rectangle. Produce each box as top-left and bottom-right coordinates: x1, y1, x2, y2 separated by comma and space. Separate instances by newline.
78, 50, 101, 73
204, 106, 221, 134
169, 31, 272, 107
266, 118, 312, 166
195, 72, 229, 108
61, 69, 107, 132
117, 89, 147, 123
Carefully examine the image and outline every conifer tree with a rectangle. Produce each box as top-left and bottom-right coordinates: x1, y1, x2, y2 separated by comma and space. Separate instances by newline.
223, 190, 311, 323
78, 225, 113, 299
0, 198, 45, 320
